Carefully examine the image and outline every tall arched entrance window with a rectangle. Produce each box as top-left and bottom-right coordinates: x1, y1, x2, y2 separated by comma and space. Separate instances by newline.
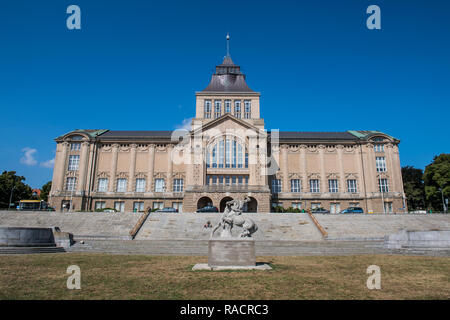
206, 136, 248, 169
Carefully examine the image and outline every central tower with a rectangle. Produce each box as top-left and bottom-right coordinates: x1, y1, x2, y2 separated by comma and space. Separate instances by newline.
192, 37, 264, 130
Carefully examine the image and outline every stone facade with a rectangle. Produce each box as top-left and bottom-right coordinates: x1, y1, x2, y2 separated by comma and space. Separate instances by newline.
49, 54, 406, 213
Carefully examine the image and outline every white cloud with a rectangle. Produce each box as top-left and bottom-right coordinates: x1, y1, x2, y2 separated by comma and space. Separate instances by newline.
20, 147, 38, 166
175, 118, 193, 131
40, 158, 55, 168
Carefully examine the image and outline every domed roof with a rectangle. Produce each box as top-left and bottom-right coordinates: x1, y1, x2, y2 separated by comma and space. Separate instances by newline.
202, 56, 255, 92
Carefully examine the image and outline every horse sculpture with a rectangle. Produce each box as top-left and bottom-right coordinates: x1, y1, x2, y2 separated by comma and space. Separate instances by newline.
211, 196, 258, 238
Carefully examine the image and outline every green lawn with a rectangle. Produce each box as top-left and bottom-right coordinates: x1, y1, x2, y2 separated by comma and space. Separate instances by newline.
0, 253, 448, 300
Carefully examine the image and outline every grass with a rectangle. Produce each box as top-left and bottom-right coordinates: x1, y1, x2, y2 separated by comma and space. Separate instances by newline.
0, 253, 449, 300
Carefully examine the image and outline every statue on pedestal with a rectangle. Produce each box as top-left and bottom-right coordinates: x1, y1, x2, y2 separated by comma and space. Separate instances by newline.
211, 196, 258, 238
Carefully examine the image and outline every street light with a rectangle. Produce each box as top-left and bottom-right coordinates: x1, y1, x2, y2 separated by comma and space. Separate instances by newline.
439, 188, 447, 213
9, 185, 16, 211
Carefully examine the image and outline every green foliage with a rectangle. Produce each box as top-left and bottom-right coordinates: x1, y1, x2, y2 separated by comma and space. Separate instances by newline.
40, 181, 52, 202
401, 166, 426, 211
0, 171, 33, 208
423, 154, 450, 211
272, 206, 301, 213
94, 207, 117, 212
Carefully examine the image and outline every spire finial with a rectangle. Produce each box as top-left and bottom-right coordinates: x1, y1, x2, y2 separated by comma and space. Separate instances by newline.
226, 33, 230, 57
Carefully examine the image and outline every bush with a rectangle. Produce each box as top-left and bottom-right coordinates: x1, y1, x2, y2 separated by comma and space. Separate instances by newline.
95, 207, 116, 213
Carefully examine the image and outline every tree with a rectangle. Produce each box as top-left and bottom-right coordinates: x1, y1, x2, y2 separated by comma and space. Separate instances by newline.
423, 154, 450, 212
40, 181, 52, 202
402, 166, 426, 211
0, 171, 33, 208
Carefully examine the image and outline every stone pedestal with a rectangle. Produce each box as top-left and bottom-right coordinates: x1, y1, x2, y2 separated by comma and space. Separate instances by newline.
208, 238, 255, 267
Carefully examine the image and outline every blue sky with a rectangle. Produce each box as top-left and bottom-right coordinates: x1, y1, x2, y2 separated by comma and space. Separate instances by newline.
0, 0, 449, 188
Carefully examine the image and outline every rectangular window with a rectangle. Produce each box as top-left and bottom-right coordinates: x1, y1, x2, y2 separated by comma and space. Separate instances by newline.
66, 177, 77, 191
291, 179, 301, 193
172, 202, 183, 212
374, 144, 384, 152
204, 100, 212, 118
135, 178, 146, 192
225, 176, 230, 185
155, 178, 165, 192
311, 202, 321, 209
376, 156, 386, 172
153, 201, 163, 209
116, 178, 127, 192
379, 178, 389, 193
98, 178, 108, 192
244, 100, 251, 119
68, 155, 80, 171
328, 179, 339, 193
133, 201, 144, 212
214, 100, 222, 118
234, 100, 241, 118
384, 202, 393, 213
347, 179, 358, 193
95, 201, 106, 210
330, 203, 341, 214
224, 100, 231, 113
114, 201, 125, 212
310, 179, 320, 193
272, 179, 282, 193
292, 202, 302, 209
232, 176, 237, 185
238, 175, 243, 185
70, 142, 81, 151
173, 178, 184, 192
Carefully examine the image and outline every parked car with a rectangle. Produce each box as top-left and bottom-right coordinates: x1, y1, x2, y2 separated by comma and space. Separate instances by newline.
196, 206, 219, 213
311, 207, 330, 214
340, 207, 364, 214
155, 207, 178, 213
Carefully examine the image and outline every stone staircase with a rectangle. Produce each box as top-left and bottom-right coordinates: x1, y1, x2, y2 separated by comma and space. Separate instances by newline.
134, 212, 324, 241
313, 214, 450, 240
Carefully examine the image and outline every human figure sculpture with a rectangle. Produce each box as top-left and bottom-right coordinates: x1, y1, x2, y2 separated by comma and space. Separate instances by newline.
211, 196, 258, 238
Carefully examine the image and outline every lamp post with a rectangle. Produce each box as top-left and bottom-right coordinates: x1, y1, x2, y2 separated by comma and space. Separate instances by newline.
9, 185, 16, 211
439, 188, 447, 213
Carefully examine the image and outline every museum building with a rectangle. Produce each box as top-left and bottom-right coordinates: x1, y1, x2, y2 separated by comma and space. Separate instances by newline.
49, 51, 406, 213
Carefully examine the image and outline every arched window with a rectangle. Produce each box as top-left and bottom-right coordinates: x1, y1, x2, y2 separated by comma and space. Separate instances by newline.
206, 137, 248, 169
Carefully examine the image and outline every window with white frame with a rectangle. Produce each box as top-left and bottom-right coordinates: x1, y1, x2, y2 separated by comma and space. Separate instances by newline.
384, 202, 393, 213
207, 137, 247, 169
135, 178, 146, 192
244, 100, 251, 119
66, 177, 77, 191
153, 201, 163, 209
155, 178, 165, 192
97, 178, 108, 192
173, 178, 183, 192
310, 179, 320, 193
95, 201, 106, 210
70, 142, 81, 151
204, 100, 212, 118
116, 178, 127, 192
311, 202, 321, 209
328, 179, 339, 193
374, 144, 384, 152
291, 179, 301, 193
292, 202, 302, 209
172, 202, 183, 212
133, 201, 144, 212
376, 156, 387, 172
272, 179, 282, 193
347, 179, 358, 193
378, 178, 389, 193
234, 100, 241, 118
114, 201, 125, 212
68, 155, 80, 171
224, 100, 231, 113
214, 100, 222, 118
